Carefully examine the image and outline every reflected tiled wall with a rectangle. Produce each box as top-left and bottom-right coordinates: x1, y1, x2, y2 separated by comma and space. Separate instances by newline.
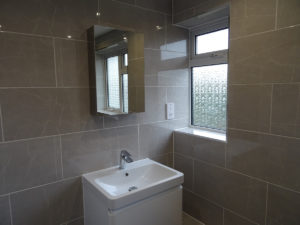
174, 0, 300, 225
0, 0, 189, 224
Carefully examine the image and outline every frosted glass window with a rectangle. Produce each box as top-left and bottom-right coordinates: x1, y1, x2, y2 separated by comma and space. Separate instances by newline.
124, 53, 128, 66
107, 56, 120, 109
122, 74, 128, 113
196, 29, 228, 54
192, 64, 227, 131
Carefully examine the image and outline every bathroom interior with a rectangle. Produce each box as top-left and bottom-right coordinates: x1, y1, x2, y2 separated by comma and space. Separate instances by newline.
0, 0, 300, 225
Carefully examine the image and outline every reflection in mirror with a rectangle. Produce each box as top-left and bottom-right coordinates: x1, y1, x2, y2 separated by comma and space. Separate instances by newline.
88, 25, 145, 115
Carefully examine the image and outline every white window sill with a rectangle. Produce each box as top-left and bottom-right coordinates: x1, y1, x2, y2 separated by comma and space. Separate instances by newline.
175, 127, 226, 142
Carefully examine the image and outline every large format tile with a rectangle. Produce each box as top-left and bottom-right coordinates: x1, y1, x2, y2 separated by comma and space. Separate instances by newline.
174, 132, 226, 167
271, 84, 300, 138
136, 0, 172, 14
61, 126, 139, 178
139, 122, 173, 158
145, 69, 189, 87
229, 27, 300, 84
277, 0, 300, 29
0, 88, 103, 140
230, 0, 276, 39
0, 195, 11, 225
103, 114, 139, 128
139, 87, 166, 123
174, 154, 194, 190
227, 129, 300, 192
224, 210, 257, 225
267, 185, 300, 225
194, 160, 267, 224
55, 39, 89, 87
10, 178, 83, 225
144, 49, 188, 75
0, 33, 55, 87
0, 137, 61, 195
167, 87, 189, 119
227, 85, 272, 132
183, 189, 223, 225
0, 0, 98, 39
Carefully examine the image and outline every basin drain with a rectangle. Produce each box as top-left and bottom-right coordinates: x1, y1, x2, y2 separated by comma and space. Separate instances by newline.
128, 186, 138, 192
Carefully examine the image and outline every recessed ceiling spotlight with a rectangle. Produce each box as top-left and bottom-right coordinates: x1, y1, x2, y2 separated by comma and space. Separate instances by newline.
96, 12, 101, 16
67, 35, 72, 39
156, 25, 163, 30
123, 36, 127, 40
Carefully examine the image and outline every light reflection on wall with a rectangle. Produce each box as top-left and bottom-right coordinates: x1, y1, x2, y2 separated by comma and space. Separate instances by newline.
160, 40, 187, 60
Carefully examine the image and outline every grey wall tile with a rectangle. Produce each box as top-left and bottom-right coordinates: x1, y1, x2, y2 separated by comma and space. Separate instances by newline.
229, 27, 300, 84
61, 126, 139, 178
0, 88, 103, 141
63, 217, 84, 225
230, 0, 276, 39
144, 49, 188, 75
194, 160, 267, 224
271, 84, 300, 138
167, 87, 189, 119
174, 132, 226, 167
228, 85, 272, 132
0, 106, 3, 142
183, 189, 223, 225
145, 69, 189, 87
0, 137, 62, 195
55, 39, 89, 87
103, 114, 139, 128
227, 129, 300, 193
135, 0, 172, 14
139, 122, 173, 158
277, 0, 300, 29
267, 185, 300, 225
0, 195, 11, 225
174, 154, 194, 190
151, 152, 173, 167
0, 33, 55, 87
11, 178, 83, 225
224, 210, 257, 225
114, 0, 135, 5
0, 0, 98, 40
139, 87, 166, 123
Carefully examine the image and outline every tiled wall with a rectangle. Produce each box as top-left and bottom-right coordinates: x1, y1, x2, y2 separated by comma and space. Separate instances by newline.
174, 0, 300, 225
172, 0, 228, 24
0, 0, 189, 224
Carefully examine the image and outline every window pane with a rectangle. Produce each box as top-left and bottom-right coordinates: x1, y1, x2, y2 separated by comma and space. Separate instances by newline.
124, 53, 128, 66
196, 29, 228, 54
192, 64, 227, 130
107, 56, 120, 109
122, 74, 128, 113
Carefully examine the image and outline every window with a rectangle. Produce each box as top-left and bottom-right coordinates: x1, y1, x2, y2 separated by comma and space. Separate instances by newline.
190, 23, 229, 131
105, 52, 128, 112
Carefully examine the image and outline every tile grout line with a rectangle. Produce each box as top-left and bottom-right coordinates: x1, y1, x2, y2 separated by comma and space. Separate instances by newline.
60, 216, 83, 225
0, 105, 5, 141
8, 194, 14, 225
59, 136, 64, 179
269, 84, 274, 133
222, 207, 225, 225
176, 151, 300, 196
137, 123, 141, 159
264, 183, 269, 225
184, 188, 260, 225
52, 38, 58, 87
230, 23, 300, 41
275, 0, 279, 30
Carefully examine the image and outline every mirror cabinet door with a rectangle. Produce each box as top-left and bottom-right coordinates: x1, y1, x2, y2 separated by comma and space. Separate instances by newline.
87, 25, 145, 115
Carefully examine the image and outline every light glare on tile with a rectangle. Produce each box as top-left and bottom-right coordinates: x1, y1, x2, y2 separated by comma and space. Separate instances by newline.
96, 12, 101, 16
67, 35, 72, 39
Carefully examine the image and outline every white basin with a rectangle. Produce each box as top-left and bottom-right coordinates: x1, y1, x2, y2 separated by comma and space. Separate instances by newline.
82, 158, 184, 210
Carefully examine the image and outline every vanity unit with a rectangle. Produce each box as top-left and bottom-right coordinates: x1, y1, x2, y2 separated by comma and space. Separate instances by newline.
82, 158, 184, 225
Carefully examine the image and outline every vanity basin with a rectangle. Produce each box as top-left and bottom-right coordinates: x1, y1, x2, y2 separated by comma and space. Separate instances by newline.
82, 158, 184, 210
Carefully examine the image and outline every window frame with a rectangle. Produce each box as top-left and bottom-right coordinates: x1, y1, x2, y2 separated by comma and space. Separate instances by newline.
189, 18, 229, 132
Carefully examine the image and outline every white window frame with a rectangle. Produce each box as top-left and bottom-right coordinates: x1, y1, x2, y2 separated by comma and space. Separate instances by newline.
189, 18, 229, 133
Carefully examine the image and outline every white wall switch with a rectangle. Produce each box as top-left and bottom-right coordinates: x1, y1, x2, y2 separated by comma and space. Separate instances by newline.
166, 103, 175, 120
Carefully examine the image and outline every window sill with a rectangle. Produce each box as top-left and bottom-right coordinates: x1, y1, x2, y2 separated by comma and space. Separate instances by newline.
175, 127, 226, 142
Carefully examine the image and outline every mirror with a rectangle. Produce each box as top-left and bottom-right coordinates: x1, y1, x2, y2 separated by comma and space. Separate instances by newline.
87, 25, 145, 115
